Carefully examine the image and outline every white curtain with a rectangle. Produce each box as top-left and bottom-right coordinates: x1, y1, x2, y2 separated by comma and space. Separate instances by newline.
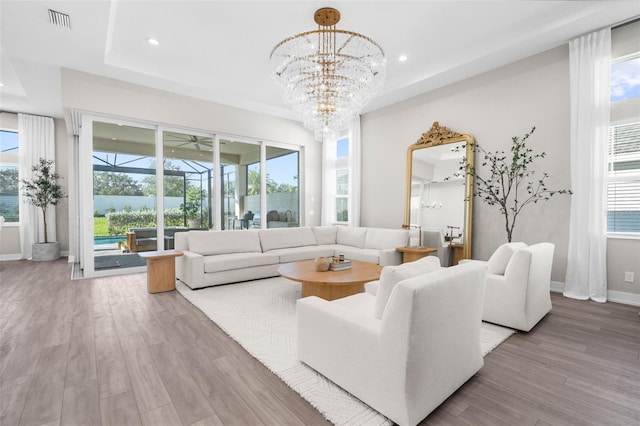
348, 115, 362, 227
564, 28, 611, 303
18, 113, 56, 259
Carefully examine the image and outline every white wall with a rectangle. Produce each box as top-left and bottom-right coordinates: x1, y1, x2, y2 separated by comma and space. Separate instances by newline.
361, 44, 639, 297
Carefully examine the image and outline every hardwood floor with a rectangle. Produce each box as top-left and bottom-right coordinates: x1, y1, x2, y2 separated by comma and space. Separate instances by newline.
1, 259, 639, 426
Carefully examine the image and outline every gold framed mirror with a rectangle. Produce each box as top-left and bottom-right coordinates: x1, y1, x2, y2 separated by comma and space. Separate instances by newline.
403, 122, 475, 265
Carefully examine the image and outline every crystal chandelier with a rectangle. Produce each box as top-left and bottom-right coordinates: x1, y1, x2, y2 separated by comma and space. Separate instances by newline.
269, 7, 386, 141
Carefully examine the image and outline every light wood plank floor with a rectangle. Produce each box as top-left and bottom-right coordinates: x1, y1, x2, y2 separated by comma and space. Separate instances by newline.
1, 259, 639, 425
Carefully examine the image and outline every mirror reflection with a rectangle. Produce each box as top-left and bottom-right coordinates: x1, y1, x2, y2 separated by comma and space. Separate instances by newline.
404, 122, 474, 265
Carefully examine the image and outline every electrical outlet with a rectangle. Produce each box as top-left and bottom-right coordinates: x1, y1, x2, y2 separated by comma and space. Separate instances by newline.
624, 271, 635, 283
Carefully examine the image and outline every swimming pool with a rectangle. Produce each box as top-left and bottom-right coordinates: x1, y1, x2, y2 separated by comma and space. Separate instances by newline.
94, 236, 126, 245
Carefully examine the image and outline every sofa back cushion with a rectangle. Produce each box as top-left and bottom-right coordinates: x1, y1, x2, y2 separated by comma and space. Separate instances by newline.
365, 228, 409, 250
259, 227, 317, 252
487, 242, 528, 275
336, 226, 367, 249
373, 256, 441, 319
131, 228, 157, 239
311, 226, 337, 245
188, 230, 261, 256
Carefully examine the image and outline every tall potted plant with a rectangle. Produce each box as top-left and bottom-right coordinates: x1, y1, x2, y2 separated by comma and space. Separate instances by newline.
21, 158, 66, 261
458, 127, 572, 242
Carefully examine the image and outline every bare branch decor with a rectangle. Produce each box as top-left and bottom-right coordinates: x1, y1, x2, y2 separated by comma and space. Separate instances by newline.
457, 127, 572, 242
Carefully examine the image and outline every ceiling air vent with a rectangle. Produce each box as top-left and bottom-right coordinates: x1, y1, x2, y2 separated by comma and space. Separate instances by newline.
48, 9, 70, 29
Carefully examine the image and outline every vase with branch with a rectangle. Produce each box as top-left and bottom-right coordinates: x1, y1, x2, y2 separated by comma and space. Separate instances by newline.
21, 158, 66, 260
456, 127, 572, 242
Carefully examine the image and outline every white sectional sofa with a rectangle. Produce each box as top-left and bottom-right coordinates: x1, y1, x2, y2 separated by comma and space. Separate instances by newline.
174, 225, 410, 289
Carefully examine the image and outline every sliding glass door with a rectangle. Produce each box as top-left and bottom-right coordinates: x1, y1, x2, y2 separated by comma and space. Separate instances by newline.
163, 130, 214, 238
265, 147, 299, 227
221, 138, 261, 229
78, 115, 301, 277
89, 120, 156, 275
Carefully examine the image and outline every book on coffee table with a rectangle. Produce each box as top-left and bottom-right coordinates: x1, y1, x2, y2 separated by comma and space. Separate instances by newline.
329, 259, 352, 271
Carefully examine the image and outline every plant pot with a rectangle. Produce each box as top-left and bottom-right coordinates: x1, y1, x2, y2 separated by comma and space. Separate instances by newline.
32, 242, 60, 261
187, 219, 201, 228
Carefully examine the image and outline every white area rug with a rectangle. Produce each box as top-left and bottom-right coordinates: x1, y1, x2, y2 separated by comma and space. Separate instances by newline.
176, 277, 514, 425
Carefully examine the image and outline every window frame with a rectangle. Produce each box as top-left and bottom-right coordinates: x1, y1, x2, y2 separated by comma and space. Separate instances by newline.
333, 135, 350, 225
0, 129, 20, 225
607, 119, 640, 239
607, 50, 640, 239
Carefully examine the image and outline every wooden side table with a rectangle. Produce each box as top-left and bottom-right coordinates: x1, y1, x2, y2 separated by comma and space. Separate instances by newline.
449, 243, 464, 266
139, 250, 183, 293
395, 246, 437, 263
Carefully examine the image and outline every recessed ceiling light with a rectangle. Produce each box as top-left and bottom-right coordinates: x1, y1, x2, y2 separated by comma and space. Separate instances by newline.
399, 54, 408, 62
147, 38, 159, 46
0, 82, 4, 87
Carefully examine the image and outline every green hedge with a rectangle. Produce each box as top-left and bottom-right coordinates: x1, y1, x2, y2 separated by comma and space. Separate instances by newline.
106, 209, 185, 235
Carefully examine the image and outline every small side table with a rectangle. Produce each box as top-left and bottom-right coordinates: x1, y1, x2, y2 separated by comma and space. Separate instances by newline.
139, 250, 183, 293
396, 246, 437, 263
449, 243, 465, 266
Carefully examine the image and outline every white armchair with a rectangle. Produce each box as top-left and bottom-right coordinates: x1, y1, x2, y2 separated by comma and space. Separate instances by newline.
297, 262, 487, 426
482, 242, 555, 331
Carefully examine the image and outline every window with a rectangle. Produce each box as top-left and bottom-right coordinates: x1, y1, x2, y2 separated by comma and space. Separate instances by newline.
608, 122, 640, 233
608, 45, 640, 234
610, 56, 640, 102
335, 136, 349, 223
0, 130, 19, 223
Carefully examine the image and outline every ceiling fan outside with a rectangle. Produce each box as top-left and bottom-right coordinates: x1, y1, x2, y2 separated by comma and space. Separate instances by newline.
164, 133, 215, 151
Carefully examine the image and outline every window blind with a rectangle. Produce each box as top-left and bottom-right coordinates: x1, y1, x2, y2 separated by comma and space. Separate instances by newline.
608, 122, 640, 233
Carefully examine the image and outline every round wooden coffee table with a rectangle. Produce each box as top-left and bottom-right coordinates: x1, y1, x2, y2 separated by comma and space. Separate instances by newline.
278, 259, 383, 301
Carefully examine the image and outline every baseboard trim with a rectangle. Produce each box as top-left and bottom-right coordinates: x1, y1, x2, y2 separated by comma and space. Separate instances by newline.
550, 280, 640, 306
550, 280, 564, 293
0, 253, 21, 261
1, 251, 71, 262
608, 290, 640, 306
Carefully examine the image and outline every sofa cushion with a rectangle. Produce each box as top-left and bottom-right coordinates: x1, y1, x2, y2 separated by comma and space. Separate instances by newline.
336, 227, 367, 249
188, 230, 261, 256
373, 256, 441, 319
259, 227, 317, 252
131, 228, 157, 238
136, 238, 157, 245
365, 228, 409, 250
487, 242, 528, 275
332, 246, 380, 265
203, 252, 279, 273
267, 246, 335, 263
311, 226, 337, 245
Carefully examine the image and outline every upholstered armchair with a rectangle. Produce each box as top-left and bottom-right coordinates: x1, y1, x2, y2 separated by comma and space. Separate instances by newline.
297, 262, 487, 426
480, 242, 554, 332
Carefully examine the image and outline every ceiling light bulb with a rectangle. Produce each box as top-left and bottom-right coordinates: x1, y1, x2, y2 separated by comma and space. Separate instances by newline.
399, 54, 408, 62
147, 38, 159, 46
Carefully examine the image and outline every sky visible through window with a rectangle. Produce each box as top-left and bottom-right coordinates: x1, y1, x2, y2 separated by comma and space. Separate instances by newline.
0, 130, 18, 155
337, 137, 349, 158
611, 56, 640, 102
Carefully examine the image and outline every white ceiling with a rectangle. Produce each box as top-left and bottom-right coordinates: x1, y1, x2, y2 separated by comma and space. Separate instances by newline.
1, 1, 638, 122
